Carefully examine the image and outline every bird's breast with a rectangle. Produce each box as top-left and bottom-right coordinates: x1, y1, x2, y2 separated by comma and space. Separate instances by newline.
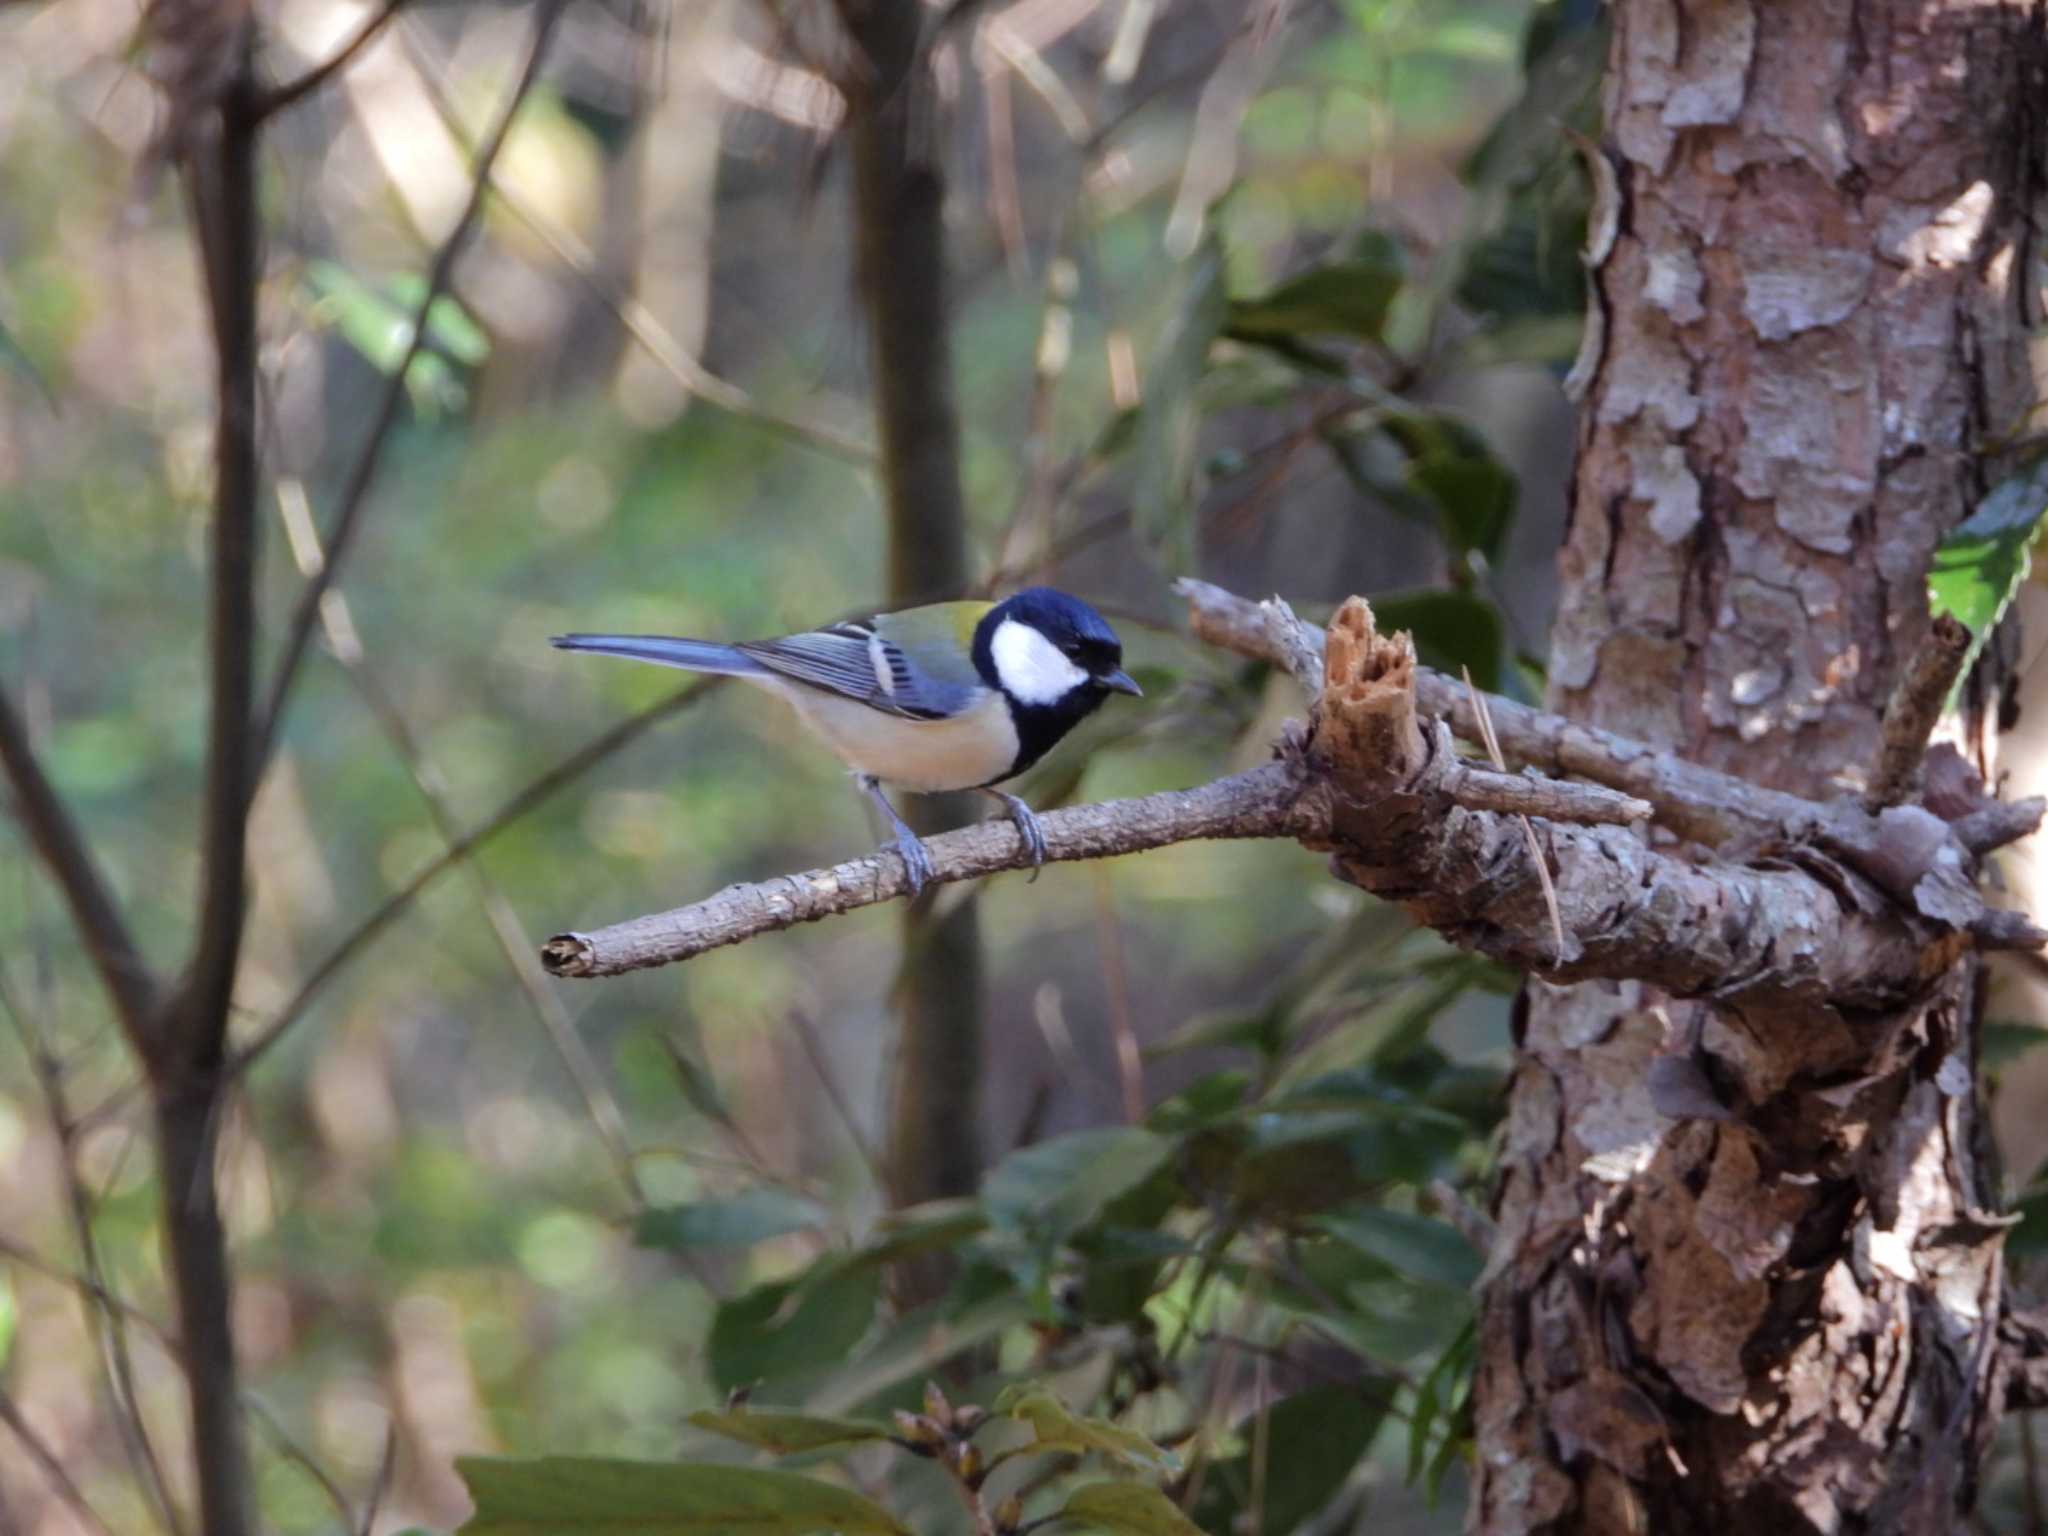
772, 683, 1021, 791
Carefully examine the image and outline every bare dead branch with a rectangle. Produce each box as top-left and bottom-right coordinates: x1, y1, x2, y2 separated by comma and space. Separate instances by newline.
0, 689, 160, 1029
253, 0, 405, 118
542, 763, 1319, 977
254, 0, 568, 772
1176, 579, 2043, 923
1957, 798, 2048, 854
1866, 613, 1973, 811
1303, 621, 1946, 1007
539, 585, 2029, 1012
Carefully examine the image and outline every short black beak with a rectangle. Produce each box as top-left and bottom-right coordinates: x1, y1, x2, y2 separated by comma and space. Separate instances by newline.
1098, 669, 1143, 698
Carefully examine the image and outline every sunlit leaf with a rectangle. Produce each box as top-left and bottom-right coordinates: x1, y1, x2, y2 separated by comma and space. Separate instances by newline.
993, 1384, 1179, 1474
455, 1456, 910, 1536
686, 1408, 892, 1455
635, 1188, 824, 1252
1927, 458, 2048, 681
1058, 1480, 1207, 1536
302, 260, 492, 418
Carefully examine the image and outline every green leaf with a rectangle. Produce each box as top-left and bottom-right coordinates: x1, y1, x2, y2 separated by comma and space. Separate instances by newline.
1135, 238, 1229, 570
662, 1037, 735, 1127
1928, 459, 2048, 680
455, 1456, 911, 1536
1367, 590, 1505, 693
992, 1385, 1179, 1474
803, 1291, 1036, 1416
708, 1263, 879, 1392
1406, 1318, 1477, 1490
1319, 1207, 1482, 1291
2011, 1182, 2048, 1259
1058, 1480, 1207, 1536
686, 1408, 892, 1455
1325, 411, 1520, 569
1407, 452, 1517, 565
1984, 1020, 2048, 1069
849, 1200, 989, 1268
635, 1189, 824, 1252
301, 260, 491, 418
981, 1128, 1175, 1249
1226, 261, 1403, 345
1187, 1385, 1389, 1536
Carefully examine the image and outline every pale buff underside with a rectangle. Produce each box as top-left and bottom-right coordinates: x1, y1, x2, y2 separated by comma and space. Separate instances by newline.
755, 677, 1020, 792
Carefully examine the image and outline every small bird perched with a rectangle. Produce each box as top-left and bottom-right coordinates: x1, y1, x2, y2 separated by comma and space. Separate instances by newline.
551, 587, 1141, 897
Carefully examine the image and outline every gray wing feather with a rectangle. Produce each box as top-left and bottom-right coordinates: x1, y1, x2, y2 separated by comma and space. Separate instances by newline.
739, 623, 980, 720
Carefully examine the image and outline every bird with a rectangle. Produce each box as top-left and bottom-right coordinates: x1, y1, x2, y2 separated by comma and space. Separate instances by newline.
550, 587, 1142, 898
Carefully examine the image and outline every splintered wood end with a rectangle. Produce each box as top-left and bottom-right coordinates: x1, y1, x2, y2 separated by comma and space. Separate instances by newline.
1317, 597, 1426, 787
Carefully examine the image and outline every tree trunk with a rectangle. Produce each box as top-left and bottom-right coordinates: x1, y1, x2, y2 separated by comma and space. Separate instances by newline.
1473, 3, 2046, 1530
836, 0, 988, 1231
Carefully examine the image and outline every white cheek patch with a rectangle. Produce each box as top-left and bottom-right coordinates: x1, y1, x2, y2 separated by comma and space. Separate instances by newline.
990, 617, 1089, 706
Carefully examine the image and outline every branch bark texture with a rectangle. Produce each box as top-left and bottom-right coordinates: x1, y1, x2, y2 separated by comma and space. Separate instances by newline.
543, 594, 2022, 1017
543, 764, 1315, 976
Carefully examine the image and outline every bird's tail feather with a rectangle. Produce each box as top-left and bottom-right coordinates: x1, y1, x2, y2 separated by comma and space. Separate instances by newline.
550, 634, 767, 677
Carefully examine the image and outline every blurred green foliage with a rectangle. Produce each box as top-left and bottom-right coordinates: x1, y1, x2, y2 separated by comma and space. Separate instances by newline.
0, 0, 1609, 1532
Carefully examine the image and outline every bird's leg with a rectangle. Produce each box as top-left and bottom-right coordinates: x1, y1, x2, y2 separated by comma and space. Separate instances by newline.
982, 788, 1048, 879
857, 774, 936, 899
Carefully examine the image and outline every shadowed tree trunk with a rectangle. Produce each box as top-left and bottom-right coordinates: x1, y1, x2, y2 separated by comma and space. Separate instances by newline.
835, 0, 987, 1235
1472, 2, 2047, 1530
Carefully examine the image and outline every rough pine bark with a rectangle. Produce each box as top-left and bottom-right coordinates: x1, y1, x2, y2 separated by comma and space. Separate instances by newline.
1473, 2, 2048, 1531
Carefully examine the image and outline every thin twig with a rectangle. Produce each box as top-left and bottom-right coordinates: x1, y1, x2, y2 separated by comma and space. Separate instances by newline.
397, 23, 873, 465
4, 999, 182, 1534
542, 762, 1318, 977
255, 0, 569, 772
0, 1234, 175, 1345
254, 0, 406, 118
1865, 613, 1973, 811
788, 1007, 888, 1190
0, 688, 159, 1029
358, 1421, 400, 1536
0, 1389, 120, 1536
266, 471, 651, 1199
1092, 869, 1146, 1123
230, 676, 721, 1078
246, 1394, 356, 1530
